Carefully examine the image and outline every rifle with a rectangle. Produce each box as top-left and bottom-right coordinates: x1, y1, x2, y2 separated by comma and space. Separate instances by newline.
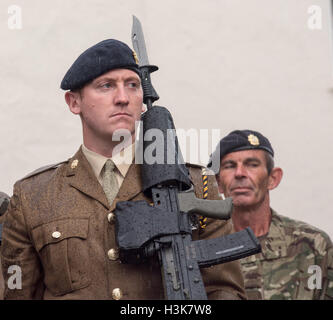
114, 16, 261, 300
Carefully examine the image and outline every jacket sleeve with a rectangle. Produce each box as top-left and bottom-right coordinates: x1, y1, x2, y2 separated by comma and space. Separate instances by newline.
0, 210, 7, 299
189, 166, 247, 300
321, 239, 333, 300
1, 182, 44, 299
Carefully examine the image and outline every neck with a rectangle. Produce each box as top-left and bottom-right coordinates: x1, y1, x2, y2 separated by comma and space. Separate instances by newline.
231, 197, 272, 237
83, 134, 134, 158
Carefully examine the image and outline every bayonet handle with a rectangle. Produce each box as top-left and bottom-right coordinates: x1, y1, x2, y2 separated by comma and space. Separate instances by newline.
177, 190, 233, 220
140, 65, 159, 108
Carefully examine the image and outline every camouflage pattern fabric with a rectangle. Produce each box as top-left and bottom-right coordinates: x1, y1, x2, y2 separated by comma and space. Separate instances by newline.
241, 210, 333, 300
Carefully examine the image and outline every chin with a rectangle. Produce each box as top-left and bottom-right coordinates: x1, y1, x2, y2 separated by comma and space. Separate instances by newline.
111, 127, 134, 139
232, 196, 254, 207
234, 202, 253, 208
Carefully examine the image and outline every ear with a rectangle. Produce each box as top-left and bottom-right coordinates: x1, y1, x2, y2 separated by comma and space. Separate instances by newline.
268, 167, 283, 191
215, 174, 225, 194
141, 104, 146, 113
65, 91, 82, 115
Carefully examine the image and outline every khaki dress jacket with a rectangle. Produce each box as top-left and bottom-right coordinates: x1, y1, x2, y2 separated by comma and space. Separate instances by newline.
1, 147, 246, 300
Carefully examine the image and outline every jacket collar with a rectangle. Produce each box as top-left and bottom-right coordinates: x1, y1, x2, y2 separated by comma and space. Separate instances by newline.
241, 210, 288, 264
109, 162, 142, 211
259, 209, 288, 260
66, 147, 143, 210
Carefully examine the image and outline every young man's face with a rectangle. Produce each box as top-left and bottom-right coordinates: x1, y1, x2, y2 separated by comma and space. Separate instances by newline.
217, 149, 273, 209
68, 68, 144, 144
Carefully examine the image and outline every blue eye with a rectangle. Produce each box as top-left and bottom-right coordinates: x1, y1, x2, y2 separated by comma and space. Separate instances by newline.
128, 82, 138, 88
222, 163, 235, 169
248, 162, 259, 167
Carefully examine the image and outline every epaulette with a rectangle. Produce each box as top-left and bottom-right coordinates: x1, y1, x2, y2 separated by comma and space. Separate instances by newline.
185, 163, 214, 230
20, 160, 68, 181
185, 162, 204, 169
202, 167, 215, 176
185, 162, 215, 176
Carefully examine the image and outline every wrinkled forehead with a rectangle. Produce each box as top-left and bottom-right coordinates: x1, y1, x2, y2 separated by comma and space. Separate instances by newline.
221, 149, 267, 163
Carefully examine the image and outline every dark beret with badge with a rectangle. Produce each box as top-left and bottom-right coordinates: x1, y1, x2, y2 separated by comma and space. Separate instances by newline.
60, 39, 140, 91
208, 130, 274, 172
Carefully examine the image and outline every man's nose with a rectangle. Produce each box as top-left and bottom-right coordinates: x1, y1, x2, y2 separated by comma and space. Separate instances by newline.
114, 85, 129, 105
235, 164, 247, 178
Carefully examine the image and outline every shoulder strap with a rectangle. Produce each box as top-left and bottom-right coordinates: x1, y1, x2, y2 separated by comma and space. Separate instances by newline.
20, 160, 68, 181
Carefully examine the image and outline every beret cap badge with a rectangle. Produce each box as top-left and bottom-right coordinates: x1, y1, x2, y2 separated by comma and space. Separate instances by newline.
248, 134, 260, 146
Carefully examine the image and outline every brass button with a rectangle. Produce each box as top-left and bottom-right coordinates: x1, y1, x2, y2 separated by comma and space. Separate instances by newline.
112, 288, 122, 300
52, 231, 61, 239
107, 248, 119, 260
107, 212, 116, 224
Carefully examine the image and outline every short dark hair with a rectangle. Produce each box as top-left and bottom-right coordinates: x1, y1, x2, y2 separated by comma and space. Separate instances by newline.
264, 151, 274, 175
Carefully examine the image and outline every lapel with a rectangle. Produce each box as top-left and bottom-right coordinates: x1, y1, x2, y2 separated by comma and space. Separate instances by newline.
66, 147, 144, 211
66, 147, 110, 209
109, 162, 143, 211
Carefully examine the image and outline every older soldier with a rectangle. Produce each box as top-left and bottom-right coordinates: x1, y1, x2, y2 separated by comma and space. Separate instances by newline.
210, 129, 333, 300
0, 39, 246, 300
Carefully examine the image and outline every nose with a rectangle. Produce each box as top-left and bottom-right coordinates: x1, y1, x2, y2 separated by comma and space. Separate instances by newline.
234, 164, 247, 178
114, 85, 129, 106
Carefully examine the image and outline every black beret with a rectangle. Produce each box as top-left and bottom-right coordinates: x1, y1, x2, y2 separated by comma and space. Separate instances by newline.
60, 39, 140, 90
208, 130, 274, 173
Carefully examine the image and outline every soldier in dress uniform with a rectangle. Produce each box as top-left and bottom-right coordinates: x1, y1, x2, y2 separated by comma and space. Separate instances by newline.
210, 129, 333, 299
0, 39, 246, 299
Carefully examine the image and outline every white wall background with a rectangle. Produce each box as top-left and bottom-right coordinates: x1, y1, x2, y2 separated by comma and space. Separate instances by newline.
1, 0, 333, 239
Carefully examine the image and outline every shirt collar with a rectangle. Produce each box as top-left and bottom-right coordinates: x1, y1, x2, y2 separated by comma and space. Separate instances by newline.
113, 143, 135, 177
82, 143, 135, 180
259, 209, 288, 260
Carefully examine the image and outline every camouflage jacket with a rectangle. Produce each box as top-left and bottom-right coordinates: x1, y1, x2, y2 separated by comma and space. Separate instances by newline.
241, 210, 333, 300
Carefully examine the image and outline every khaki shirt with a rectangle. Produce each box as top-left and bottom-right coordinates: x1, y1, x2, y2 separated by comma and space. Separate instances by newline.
82, 143, 135, 188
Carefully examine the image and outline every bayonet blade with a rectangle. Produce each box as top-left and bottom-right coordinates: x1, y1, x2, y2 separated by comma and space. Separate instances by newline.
131, 15, 159, 106
132, 15, 150, 67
